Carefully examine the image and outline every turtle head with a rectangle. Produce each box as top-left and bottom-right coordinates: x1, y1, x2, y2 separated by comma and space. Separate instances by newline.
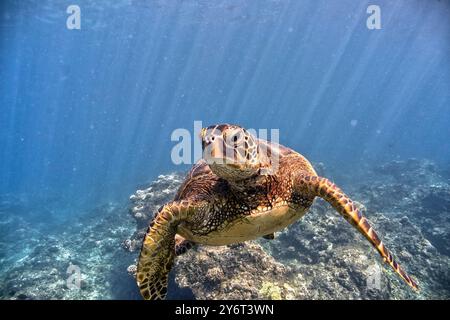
200, 124, 271, 182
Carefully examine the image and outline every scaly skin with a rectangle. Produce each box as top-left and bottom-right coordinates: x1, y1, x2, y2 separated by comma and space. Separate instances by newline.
136, 124, 418, 300
137, 201, 189, 300
295, 174, 418, 290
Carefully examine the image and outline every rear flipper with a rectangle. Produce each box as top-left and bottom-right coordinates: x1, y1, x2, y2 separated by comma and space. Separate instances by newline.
175, 234, 195, 256
296, 174, 418, 291
263, 233, 275, 240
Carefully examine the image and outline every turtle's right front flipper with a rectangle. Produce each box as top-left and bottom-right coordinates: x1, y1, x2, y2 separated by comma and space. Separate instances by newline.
137, 201, 191, 300
295, 174, 419, 291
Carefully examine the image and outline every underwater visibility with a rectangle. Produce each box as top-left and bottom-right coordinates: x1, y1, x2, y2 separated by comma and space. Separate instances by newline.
1, 0, 449, 301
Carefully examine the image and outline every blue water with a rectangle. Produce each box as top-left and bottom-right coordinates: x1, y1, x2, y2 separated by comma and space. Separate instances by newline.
0, 0, 449, 300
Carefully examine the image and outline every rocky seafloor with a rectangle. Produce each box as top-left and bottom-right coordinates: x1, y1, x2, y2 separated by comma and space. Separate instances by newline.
1, 159, 449, 299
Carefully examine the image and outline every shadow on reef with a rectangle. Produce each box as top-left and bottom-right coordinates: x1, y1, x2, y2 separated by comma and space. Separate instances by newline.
1, 158, 449, 300
167, 273, 196, 300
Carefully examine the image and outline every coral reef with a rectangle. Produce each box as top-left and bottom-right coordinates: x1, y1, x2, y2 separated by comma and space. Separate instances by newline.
126, 159, 450, 300
174, 242, 290, 300
0, 202, 139, 300
0, 159, 449, 300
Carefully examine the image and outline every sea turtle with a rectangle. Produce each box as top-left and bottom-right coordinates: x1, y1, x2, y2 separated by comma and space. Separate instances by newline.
136, 124, 418, 300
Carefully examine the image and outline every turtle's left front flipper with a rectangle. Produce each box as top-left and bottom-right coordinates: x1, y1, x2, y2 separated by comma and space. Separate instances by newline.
294, 174, 419, 291
137, 201, 191, 300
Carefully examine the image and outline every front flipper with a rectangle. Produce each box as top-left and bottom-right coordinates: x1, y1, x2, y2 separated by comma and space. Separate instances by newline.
295, 175, 419, 291
136, 201, 191, 300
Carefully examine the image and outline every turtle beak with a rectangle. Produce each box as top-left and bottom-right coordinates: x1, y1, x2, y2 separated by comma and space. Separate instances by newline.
203, 138, 227, 164
209, 142, 223, 159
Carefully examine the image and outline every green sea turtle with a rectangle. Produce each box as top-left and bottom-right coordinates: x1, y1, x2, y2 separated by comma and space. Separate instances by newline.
136, 124, 418, 299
